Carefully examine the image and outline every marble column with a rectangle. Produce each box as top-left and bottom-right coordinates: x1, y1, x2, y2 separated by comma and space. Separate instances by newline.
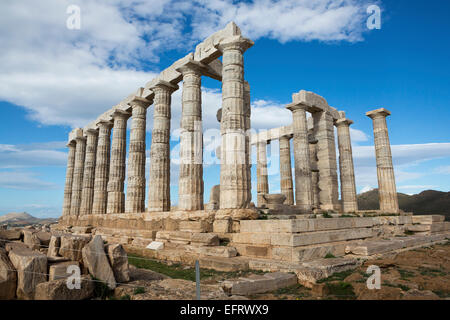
148, 80, 178, 212
92, 120, 113, 214
287, 103, 313, 212
244, 81, 252, 206
176, 62, 204, 211
336, 112, 358, 213
125, 97, 151, 213
279, 135, 294, 205
79, 129, 98, 215
366, 108, 399, 213
70, 133, 86, 216
312, 110, 340, 211
256, 140, 269, 207
62, 141, 76, 217
308, 133, 320, 209
217, 36, 253, 209
107, 110, 130, 214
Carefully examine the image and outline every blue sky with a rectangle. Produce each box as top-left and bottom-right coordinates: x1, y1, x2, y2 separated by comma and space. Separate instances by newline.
0, 0, 449, 218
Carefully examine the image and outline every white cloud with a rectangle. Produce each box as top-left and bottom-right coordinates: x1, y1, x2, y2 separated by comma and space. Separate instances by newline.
434, 165, 450, 175
0, 170, 59, 190
0, 142, 67, 168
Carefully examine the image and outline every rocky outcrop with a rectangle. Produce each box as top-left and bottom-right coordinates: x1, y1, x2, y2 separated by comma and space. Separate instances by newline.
105, 244, 130, 283
0, 248, 17, 300
82, 235, 116, 289
8, 247, 47, 299
35, 275, 95, 300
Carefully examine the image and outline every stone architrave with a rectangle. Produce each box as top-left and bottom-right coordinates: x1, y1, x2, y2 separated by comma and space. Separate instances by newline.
279, 135, 294, 205
336, 112, 358, 213
286, 103, 313, 213
148, 80, 178, 212
107, 110, 130, 214
70, 132, 86, 216
80, 129, 98, 216
176, 61, 205, 211
217, 36, 253, 209
92, 120, 113, 214
62, 141, 76, 217
366, 108, 399, 213
125, 97, 151, 213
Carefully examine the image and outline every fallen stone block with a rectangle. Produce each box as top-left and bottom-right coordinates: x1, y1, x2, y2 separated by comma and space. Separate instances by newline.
199, 256, 249, 272
345, 240, 404, 256
5, 241, 29, 252
146, 241, 164, 251
156, 231, 192, 244
222, 272, 297, 295
8, 247, 47, 300
49, 261, 80, 281
34, 275, 95, 300
190, 233, 219, 246
35, 231, 51, 246
82, 235, 116, 289
106, 243, 130, 283
59, 234, 91, 262
22, 229, 41, 250
47, 235, 60, 257
0, 229, 22, 241
0, 248, 17, 300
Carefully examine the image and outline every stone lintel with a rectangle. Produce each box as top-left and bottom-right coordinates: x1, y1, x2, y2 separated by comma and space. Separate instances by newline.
149, 79, 179, 93
366, 108, 391, 119
286, 102, 310, 113
215, 35, 254, 53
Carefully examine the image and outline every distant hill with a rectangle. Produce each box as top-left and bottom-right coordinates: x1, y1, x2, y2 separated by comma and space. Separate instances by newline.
0, 212, 58, 226
357, 189, 450, 220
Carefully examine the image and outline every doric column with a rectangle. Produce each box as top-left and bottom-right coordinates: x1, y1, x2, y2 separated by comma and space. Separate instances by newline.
217, 36, 253, 209
312, 110, 340, 211
279, 135, 294, 205
80, 129, 98, 215
308, 133, 320, 209
287, 103, 313, 213
70, 130, 86, 216
244, 81, 252, 206
336, 112, 358, 213
62, 141, 76, 217
176, 62, 205, 211
366, 108, 399, 213
148, 80, 178, 212
125, 97, 151, 213
256, 140, 269, 207
106, 110, 130, 214
92, 120, 113, 214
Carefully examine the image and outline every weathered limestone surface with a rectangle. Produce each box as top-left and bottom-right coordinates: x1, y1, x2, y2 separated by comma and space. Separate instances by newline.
177, 61, 204, 211
35, 275, 94, 300
92, 120, 112, 214
222, 272, 297, 295
286, 103, 313, 212
70, 134, 86, 216
8, 248, 47, 300
244, 81, 252, 207
82, 235, 116, 289
312, 110, 340, 211
279, 135, 294, 205
0, 229, 22, 241
22, 229, 41, 250
106, 243, 130, 283
308, 135, 320, 209
126, 97, 151, 213
80, 129, 98, 216
207, 185, 220, 210
148, 81, 178, 212
107, 110, 130, 214
256, 140, 269, 207
336, 112, 358, 213
49, 261, 79, 280
218, 36, 253, 209
62, 142, 76, 217
59, 234, 91, 262
366, 108, 399, 213
0, 248, 17, 300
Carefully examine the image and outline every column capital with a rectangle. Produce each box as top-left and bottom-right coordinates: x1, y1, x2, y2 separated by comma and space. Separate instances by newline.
335, 118, 354, 127
149, 79, 179, 94
286, 102, 310, 113
128, 96, 152, 109
111, 109, 131, 120
366, 108, 391, 119
96, 119, 113, 129
85, 128, 99, 136
215, 35, 254, 53
66, 141, 76, 148
279, 134, 293, 141
175, 60, 208, 76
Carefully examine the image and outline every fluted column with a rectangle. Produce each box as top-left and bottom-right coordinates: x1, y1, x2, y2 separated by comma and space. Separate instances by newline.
148, 80, 178, 212
279, 135, 294, 205
256, 140, 269, 207
62, 141, 76, 217
217, 36, 253, 209
92, 120, 113, 214
336, 112, 358, 213
287, 103, 313, 213
312, 110, 340, 211
107, 110, 130, 214
70, 132, 86, 216
177, 62, 204, 211
366, 108, 399, 213
125, 97, 151, 213
244, 81, 252, 206
80, 129, 98, 215
308, 133, 320, 209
